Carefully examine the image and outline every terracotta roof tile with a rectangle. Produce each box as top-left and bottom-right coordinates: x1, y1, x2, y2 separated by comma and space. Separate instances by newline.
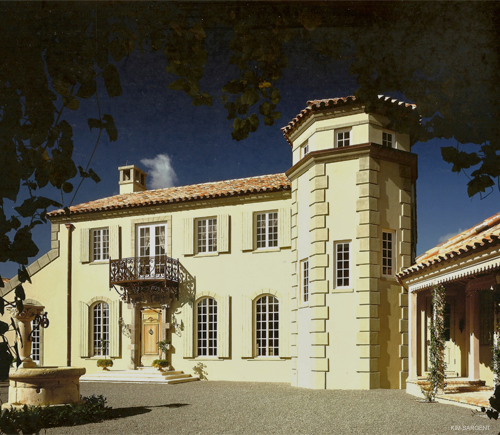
281, 95, 417, 146
47, 173, 291, 218
398, 211, 500, 279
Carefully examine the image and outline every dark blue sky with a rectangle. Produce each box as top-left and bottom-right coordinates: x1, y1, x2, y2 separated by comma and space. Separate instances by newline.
4, 47, 499, 279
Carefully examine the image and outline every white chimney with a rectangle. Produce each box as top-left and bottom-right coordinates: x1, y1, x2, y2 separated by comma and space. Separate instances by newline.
118, 165, 147, 194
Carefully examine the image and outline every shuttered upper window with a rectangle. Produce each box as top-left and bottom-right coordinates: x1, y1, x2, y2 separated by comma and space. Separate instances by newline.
92, 229, 109, 261
256, 212, 278, 249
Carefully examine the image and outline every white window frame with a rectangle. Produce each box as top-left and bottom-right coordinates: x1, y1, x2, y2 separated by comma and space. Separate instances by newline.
382, 131, 394, 148
92, 302, 109, 357
301, 258, 309, 304
255, 295, 279, 357
137, 223, 168, 278
256, 212, 279, 249
336, 128, 351, 148
382, 230, 396, 277
196, 298, 218, 357
92, 228, 109, 262
197, 218, 217, 254
335, 241, 351, 288
301, 141, 309, 158
30, 319, 41, 365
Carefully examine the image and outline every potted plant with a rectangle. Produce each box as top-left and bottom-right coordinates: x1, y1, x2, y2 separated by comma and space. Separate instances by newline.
152, 359, 169, 371
96, 339, 113, 371
156, 339, 171, 357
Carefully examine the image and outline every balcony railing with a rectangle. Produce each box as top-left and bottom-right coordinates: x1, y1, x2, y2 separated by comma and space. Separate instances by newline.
109, 256, 180, 288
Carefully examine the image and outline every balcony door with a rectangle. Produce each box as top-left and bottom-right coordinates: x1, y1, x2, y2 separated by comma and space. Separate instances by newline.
137, 223, 167, 278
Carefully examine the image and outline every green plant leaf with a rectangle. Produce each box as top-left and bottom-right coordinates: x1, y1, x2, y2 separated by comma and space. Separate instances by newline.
102, 114, 118, 142
102, 64, 122, 98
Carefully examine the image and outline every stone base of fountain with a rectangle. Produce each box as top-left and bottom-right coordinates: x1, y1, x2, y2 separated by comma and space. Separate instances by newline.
2, 367, 85, 408
2, 366, 86, 409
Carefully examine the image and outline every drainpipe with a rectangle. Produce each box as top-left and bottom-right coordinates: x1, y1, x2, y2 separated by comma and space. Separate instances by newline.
65, 224, 75, 367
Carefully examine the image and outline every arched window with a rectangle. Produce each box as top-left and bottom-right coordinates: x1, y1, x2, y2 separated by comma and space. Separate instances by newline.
197, 298, 217, 356
93, 302, 109, 356
256, 296, 279, 356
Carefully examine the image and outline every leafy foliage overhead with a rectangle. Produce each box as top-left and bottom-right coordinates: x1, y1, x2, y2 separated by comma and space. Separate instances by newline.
1, 1, 499, 274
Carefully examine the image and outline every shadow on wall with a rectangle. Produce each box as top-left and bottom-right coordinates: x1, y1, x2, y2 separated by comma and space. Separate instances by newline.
193, 362, 208, 380
178, 262, 196, 308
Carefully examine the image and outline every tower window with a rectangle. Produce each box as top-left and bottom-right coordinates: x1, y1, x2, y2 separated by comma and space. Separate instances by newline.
336, 129, 351, 147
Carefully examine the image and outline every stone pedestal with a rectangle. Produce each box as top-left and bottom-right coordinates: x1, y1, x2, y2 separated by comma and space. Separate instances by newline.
12, 303, 45, 368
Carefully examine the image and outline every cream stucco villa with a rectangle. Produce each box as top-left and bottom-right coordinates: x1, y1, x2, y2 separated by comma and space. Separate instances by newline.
3, 95, 420, 390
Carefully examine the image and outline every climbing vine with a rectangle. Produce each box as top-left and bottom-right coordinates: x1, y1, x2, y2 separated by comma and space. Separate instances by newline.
422, 283, 447, 402
491, 289, 500, 386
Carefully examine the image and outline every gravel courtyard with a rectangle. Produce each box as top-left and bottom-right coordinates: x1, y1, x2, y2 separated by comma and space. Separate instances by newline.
1, 381, 497, 435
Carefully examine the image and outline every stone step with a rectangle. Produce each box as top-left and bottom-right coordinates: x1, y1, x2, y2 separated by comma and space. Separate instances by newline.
163, 373, 192, 380
168, 377, 200, 384
80, 369, 199, 384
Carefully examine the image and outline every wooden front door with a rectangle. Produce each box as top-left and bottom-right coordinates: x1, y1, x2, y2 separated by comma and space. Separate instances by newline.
141, 309, 161, 366
443, 299, 459, 376
426, 297, 459, 376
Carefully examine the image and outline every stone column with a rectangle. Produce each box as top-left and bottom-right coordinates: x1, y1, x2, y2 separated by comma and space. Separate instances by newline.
290, 179, 299, 387
408, 292, 418, 380
128, 303, 138, 369
467, 292, 480, 380
308, 164, 330, 389
11, 303, 45, 368
356, 156, 381, 389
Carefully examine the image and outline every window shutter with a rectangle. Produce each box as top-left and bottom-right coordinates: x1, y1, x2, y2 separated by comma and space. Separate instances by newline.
217, 215, 229, 253
79, 301, 90, 357
279, 293, 290, 358
183, 302, 194, 357
80, 229, 90, 263
109, 300, 120, 358
241, 212, 253, 251
108, 225, 119, 260
241, 295, 253, 357
109, 225, 120, 260
184, 218, 194, 255
217, 295, 230, 358
278, 207, 291, 248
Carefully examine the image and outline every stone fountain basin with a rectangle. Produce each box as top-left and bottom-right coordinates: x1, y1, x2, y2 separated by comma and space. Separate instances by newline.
4, 366, 86, 408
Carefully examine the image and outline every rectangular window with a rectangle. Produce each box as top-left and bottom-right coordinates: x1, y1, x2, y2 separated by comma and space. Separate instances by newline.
197, 218, 217, 253
383, 132, 394, 148
256, 212, 278, 249
301, 141, 309, 158
92, 228, 109, 261
30, 320, 40, 364
301, 259, 309, 303
382, 231, 395, 276
335, 242, 350, 287
336, 129, 350, 147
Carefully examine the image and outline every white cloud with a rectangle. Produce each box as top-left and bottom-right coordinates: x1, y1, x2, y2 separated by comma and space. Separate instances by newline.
438, 228, 465, 244
140, 154, 178, 189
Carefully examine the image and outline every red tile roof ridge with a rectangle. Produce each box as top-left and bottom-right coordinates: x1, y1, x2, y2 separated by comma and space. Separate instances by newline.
47, 173, 291, 218
399, 211, 500, 279
281, 95, 417, 146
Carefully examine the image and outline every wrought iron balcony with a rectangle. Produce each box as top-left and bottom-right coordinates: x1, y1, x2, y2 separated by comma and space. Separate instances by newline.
109, 256, 180, 304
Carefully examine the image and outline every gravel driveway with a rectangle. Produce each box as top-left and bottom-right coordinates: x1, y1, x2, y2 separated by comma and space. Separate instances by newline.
0, 381, 497, 435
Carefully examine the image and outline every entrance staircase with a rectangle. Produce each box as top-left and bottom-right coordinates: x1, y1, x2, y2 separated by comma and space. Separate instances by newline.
413, 376, 492, 394
80, 367, 199, 384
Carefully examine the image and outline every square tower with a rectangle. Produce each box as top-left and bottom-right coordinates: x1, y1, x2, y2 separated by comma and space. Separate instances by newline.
283, 96, 418, 390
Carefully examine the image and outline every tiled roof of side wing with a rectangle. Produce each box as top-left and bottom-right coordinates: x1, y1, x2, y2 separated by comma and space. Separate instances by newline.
398, 212, 500, 279
47, 173, 291, 217
281, 95, 417, 146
